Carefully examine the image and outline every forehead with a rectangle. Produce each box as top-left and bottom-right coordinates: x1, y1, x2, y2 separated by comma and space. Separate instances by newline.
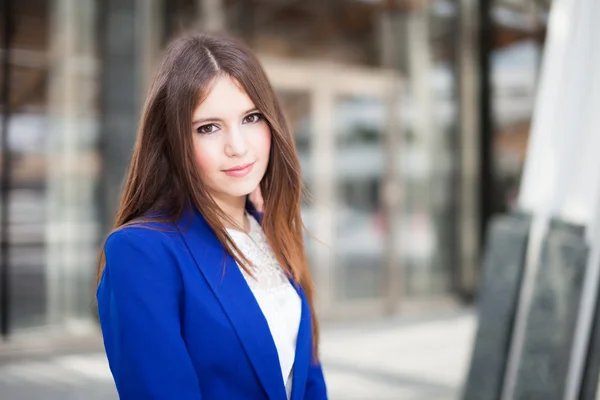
193, 75, 255, 118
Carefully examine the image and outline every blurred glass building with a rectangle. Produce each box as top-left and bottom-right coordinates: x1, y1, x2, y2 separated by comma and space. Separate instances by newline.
0, 0, 549, 338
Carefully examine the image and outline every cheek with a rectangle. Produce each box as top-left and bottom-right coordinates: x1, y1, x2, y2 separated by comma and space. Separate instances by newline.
193, 139, 220, 178
255, 126, 272, 158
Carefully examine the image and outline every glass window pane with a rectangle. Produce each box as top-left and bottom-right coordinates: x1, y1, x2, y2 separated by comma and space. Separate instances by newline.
334, 96, 385, 301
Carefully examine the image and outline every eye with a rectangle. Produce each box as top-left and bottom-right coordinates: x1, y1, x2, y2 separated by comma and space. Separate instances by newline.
196, 124, 218, 134
243, 113, 263, 124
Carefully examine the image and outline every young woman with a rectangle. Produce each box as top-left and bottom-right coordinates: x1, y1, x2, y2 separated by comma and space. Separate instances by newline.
96, 33, 327, 400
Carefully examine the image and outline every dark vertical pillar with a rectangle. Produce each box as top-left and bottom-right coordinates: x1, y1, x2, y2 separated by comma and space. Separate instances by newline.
462, 211, 530, 400
98, 0, 141, 236
238, 0, 255, 43
164, 0, 175, 39
456, 0, 482, 300
479, 0, 495, 247
0, 0, 14, 340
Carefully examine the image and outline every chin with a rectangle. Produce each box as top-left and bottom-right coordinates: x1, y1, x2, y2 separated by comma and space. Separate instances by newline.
222, 180, 260, 198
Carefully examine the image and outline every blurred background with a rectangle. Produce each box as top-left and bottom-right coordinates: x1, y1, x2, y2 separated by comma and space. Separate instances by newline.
0, 0, 551, 399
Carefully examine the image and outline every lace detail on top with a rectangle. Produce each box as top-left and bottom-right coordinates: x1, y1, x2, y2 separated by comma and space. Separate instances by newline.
226, 213, 301, 400
226, 214, 291, 292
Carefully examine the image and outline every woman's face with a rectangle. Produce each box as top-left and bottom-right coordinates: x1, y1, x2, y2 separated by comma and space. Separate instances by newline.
192, 75, 271, 206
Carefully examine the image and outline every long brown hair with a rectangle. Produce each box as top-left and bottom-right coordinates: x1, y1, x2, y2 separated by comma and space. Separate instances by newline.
97, 33, 320, 359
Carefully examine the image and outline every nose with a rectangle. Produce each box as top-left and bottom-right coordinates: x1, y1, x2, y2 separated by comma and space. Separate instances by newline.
224, 126, 248, 158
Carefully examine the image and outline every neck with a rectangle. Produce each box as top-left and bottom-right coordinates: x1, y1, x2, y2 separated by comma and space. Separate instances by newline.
213, 194, 248, 232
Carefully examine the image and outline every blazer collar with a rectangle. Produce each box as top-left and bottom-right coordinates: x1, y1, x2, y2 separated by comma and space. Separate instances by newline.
177, 203, 311, 400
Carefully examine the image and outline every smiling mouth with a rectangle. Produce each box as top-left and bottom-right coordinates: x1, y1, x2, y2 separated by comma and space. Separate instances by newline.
222, 162, 255, 177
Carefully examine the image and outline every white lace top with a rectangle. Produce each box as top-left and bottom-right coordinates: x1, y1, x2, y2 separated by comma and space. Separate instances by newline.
227, 213, 301, 399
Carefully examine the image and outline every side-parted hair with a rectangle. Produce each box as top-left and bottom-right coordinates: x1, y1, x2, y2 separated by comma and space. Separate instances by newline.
96, 33, 319, 359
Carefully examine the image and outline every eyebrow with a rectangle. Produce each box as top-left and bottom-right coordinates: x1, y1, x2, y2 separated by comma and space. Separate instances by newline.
192, 108, 259, 125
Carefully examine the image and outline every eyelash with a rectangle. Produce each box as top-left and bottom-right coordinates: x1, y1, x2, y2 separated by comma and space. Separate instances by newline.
195, 112, 264, 135
243, 112, 264, 124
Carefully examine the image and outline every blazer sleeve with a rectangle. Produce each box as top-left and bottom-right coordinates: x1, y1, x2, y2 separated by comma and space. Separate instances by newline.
305, 359, 328, 399
97, 229, 202, 400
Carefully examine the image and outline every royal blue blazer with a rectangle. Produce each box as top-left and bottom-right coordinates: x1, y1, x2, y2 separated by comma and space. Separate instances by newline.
97, 204, 327, 399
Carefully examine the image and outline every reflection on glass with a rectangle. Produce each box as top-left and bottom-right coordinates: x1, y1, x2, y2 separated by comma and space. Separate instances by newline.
401, 65, 457, 297
333, 96, 384, 300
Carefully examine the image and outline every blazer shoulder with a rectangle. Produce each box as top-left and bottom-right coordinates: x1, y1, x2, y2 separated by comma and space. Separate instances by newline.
104, 221, 183, 260
101, 223, 187, 292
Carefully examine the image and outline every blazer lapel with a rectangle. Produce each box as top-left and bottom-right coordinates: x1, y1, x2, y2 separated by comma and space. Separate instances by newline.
289, 280, 311, 400
178, 208, 287, 400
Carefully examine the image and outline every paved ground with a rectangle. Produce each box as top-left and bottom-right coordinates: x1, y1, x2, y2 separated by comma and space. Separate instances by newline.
321, 312, 475, 399
0, 311, 476, 400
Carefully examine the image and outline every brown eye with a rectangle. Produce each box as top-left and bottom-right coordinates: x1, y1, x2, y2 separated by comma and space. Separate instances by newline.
196, 124, 217, 134
243, 113, 263, 124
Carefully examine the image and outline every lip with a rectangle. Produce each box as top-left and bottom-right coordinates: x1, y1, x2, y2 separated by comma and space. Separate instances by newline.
222, 162, 255, 177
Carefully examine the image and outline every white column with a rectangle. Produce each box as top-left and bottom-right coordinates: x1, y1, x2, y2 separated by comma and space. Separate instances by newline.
406, 6, 435, 293
311, 72, 335, 317
46, 0, 99, 332
458, 0, 481, 297
379, 10, 404, 312
559, 0, 600, 396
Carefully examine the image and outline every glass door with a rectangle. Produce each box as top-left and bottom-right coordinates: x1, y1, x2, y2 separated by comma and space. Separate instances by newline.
265, 57, 401, 317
